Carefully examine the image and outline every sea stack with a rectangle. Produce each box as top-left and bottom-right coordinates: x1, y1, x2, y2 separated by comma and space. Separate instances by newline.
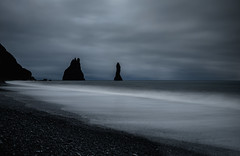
114, 62, 123, 81
0, 43, 35, 81
62, 58, 85, 80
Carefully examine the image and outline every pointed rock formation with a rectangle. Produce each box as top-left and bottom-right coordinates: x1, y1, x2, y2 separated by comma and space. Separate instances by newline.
114, 62, 123, 81
62, 58, 85, 80
0, 43, 35, 81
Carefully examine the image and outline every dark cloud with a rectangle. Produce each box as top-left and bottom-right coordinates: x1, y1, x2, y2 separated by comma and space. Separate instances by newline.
0, 0, 239, 80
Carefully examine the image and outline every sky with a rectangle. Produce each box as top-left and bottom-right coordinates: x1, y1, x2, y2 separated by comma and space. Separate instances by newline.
0, 0, 240, 80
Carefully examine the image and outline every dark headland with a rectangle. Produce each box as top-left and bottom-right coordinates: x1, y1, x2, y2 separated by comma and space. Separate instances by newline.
0, 44, 35, 81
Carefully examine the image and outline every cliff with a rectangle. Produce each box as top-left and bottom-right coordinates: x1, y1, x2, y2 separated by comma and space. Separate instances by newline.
114, 62, 123, 81
62, 58, 85, 80
0, 43, 35, 81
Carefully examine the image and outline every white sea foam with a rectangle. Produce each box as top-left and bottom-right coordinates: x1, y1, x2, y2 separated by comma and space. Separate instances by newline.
4, 81, 240, 151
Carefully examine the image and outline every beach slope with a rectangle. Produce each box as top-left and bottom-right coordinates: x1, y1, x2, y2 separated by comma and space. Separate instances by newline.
0, 91, 210, 156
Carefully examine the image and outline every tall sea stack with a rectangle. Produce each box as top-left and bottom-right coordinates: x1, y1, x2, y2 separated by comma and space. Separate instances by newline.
0, 43, 34, 81
114, 62, 123, 81
62, 58, 85, 80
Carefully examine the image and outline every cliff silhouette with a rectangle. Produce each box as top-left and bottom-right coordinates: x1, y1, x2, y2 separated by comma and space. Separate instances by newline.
62, 58, 85, 80
0, 43, 35, 81
114, 62, 123, 81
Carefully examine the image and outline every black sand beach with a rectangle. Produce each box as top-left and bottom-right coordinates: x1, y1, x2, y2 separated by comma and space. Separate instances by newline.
0, 88, 239, 156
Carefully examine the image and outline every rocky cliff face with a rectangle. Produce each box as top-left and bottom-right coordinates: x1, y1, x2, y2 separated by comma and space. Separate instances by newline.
62, 58, 85, 80
0, 44, 35, 81
114, 62, 123, 81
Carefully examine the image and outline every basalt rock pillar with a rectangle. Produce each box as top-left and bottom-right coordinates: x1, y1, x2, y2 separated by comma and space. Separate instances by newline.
114, 62, 123, 81
62, 58, 85, 80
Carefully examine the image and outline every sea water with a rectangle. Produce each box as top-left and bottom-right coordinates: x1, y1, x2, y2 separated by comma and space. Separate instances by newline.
3, 81, 240, 151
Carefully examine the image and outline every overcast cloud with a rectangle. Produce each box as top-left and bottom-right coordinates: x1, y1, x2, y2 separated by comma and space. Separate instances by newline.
0, 0, 239, 80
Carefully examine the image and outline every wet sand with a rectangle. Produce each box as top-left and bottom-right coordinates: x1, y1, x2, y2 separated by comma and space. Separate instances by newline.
0, 89, 238, 156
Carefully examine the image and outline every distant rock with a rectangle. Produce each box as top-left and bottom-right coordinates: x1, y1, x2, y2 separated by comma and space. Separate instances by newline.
114, 62, 123, 81
62, 58, 85, 80
0, 43, 35, 81
40, 79, 52, 81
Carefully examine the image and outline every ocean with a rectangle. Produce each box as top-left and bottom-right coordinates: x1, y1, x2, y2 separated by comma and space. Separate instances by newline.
3, 80, 240, 151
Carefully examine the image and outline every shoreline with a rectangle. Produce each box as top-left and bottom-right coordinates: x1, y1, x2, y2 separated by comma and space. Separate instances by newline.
0, 89, 239, 155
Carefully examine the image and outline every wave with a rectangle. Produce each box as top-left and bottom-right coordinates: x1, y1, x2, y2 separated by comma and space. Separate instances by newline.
3, 81, 240, 151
